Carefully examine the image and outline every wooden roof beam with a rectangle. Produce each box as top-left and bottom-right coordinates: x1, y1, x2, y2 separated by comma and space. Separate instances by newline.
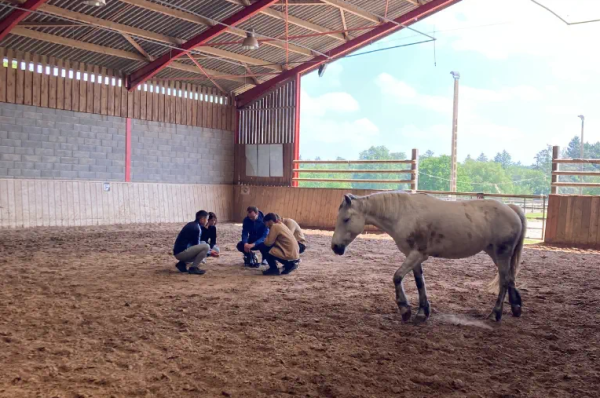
0, 0, 49, 42
121, 33, 154, 61
126, 0, 279, 90
9, 27, 255, 85
319, 0, 381, 23
119, 0, 314, 56
36, 4, 282, 71
223, 0, 346, 41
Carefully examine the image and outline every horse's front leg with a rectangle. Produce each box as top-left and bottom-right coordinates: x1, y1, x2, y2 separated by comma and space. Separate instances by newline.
394, 251, 428, 322
413, 263, 430, 319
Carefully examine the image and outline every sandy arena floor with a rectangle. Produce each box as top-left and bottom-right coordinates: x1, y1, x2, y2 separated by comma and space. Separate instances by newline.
1, 223, 600, 398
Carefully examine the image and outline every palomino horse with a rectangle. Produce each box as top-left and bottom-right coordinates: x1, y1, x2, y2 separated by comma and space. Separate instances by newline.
331, 192, 526, 322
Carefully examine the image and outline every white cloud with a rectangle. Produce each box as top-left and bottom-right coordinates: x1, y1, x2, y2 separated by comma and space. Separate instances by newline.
300, 90, 380, 158
422, 0, 600, 81
377, 73, 525, 142
301, 90, 359, 117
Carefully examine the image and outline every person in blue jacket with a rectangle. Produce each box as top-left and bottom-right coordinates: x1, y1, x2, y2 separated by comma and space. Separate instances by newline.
236, 206, 269, 267
173, 210, 219, 275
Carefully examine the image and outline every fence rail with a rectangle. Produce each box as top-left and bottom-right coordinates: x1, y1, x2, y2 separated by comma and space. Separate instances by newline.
293, 149, 419, 189
551, 145, 600, 193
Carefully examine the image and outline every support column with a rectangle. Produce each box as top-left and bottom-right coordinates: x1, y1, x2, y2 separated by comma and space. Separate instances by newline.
292, 74, 301, 187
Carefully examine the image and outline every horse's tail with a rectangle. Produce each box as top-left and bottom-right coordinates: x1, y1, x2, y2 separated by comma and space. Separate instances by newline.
488, 204, 527, 294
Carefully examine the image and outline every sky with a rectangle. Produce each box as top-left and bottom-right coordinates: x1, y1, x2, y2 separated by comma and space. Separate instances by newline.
299, 0, 600, 164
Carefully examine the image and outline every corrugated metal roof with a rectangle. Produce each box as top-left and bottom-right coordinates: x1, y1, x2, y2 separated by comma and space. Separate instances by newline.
0, 0, 438, 94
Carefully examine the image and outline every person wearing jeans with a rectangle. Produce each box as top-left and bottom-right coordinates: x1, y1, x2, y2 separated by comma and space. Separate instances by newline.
173, 210, 219, 275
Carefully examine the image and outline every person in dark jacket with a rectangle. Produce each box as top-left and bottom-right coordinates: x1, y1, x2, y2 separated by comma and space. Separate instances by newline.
236, 206, 269, 267
200, 212, 219, 253
173, 210, 219, 275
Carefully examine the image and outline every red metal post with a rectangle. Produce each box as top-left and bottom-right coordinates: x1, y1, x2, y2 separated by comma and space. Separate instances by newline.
0, 0, 48, 42
292, 74, 301, 187
125, 118, 132, 182
126, 0, 279, 91
236, 0, 461, 108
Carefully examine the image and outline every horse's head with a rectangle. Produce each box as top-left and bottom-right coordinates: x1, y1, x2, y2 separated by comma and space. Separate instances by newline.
331, 194, 366, 255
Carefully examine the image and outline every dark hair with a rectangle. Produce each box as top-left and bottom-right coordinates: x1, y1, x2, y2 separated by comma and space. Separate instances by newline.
208, 212, 217, 220
196, 210, 208, 221
247, 206, 258, 214
263, 213, 278, 223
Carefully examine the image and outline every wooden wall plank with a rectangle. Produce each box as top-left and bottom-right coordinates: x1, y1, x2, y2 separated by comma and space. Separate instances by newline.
48, 56, 57, 109
146, 82, 153, 122
79, 63, 87, 113
56, 58, 64, 110
93, 65, 101, 115
127, 83, 134, 118
0, 48, 6, 103
72, 62, 81, 112
6, 49, 16, 103
591, 197, 600, 246
19, 181, 28, 228
113, 75, 121, 117
100, 67, 108, 115
140, 83, 147, 120
566, 197, 577, 244
40, 55, 49, 108
32, 54, 41, 107
153, 82, 160, 122
134, 84, 141, 119
158, 83, 165, 123
579, 197, 592, 245
64, 59, 72, 111
107, 69, 115, 116
15, 51, 24, 105
175, 82, 182, 125
0, 180, 7, 228
186, 83, 192, 126
191, 85, 197, 127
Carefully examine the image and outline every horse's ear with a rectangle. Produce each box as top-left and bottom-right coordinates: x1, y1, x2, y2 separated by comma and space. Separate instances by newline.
344, 194, 353, 206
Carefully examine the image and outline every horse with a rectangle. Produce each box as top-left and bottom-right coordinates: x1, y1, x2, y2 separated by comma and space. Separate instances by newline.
331, 191, 526, 322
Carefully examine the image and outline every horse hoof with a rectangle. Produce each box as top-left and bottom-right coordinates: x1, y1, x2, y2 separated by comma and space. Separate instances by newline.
416, 305, 430, 319
400, 306, 412, 322
511, 305, 522, 318
495, 310, 502, 322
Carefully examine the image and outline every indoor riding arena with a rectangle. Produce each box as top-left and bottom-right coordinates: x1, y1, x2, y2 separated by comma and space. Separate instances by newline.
1, 0, 600, 397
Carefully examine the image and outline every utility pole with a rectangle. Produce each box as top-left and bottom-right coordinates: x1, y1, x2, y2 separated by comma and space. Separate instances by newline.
450, 71, 460, 193
578, 115, 585, 195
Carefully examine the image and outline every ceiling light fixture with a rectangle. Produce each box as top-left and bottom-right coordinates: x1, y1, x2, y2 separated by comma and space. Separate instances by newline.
82, 0, 106, 6
242, 30, 259, 50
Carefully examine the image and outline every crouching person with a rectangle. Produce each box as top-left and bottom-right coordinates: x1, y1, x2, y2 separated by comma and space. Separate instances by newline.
280, 216, 307, 254
201, 212, 219, 254
173, 210, 219, 275
236, 206, 269, 267
261, 213, 300, 276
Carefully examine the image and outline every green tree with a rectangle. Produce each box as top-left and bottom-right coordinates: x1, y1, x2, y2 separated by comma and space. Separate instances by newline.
351, 146, 410, 190
476, 153, 488, 162
494, 150, 512, 169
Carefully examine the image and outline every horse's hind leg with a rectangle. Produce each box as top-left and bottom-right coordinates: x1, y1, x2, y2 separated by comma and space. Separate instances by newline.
413, 264, 430, 319
394, 251, 428, 322
489, 254, 511, 322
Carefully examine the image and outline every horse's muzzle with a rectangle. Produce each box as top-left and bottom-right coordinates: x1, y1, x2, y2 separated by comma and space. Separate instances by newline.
331, 244, 345, 255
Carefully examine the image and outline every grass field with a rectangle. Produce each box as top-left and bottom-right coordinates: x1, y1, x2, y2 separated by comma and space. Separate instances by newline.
525, 212, 546, 220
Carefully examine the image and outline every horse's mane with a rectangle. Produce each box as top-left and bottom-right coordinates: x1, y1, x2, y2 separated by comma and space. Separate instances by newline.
357, 191, 412, 216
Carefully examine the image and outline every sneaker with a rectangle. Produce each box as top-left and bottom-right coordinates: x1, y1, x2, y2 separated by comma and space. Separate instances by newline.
281, 262, 299, 275
262, 267, 280, 276
175, 261, 187, 273
188, 267, 206, 275
261, 259, 268, 266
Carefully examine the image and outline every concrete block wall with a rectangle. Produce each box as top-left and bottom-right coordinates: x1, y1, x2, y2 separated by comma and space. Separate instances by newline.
0, 102, 125, 180
131, 120, 234, 184
0, 102, 235, 184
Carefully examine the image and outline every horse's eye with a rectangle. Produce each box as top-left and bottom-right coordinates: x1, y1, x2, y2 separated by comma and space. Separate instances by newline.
344, 218, 350, 223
